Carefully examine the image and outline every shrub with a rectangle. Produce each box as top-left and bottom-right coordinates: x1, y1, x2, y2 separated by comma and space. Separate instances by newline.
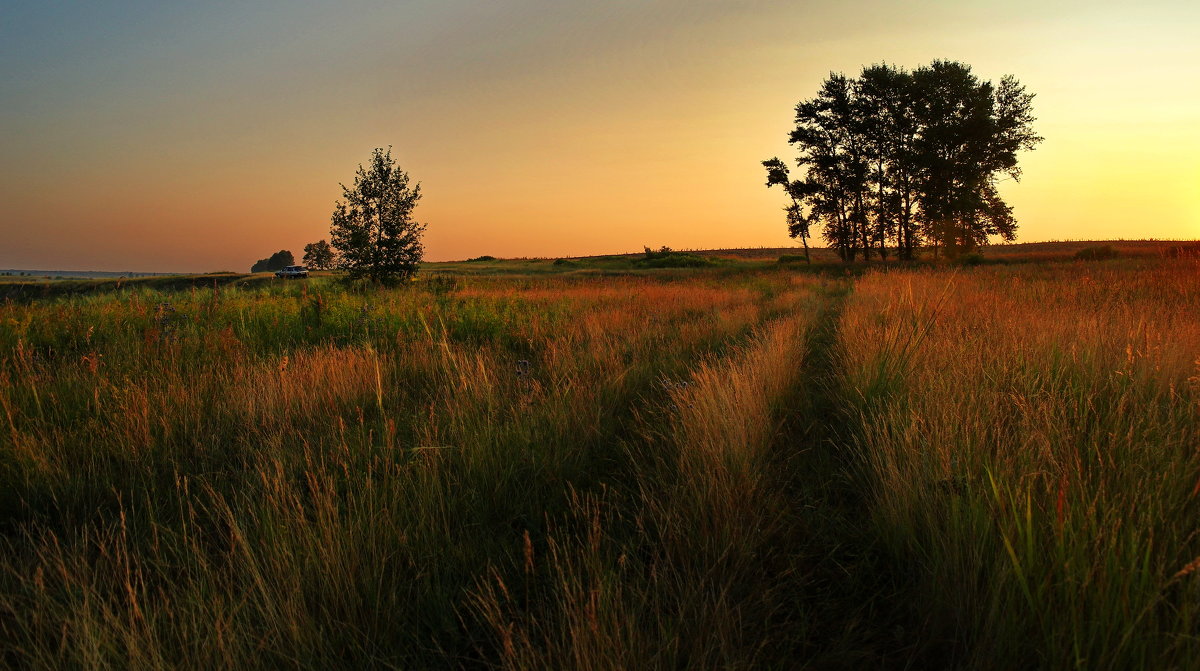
466, 255, 497, 262
421, 274, 460, 294
778, 255, 808, 264
634, 253, 712, 269
1164, 244, 1200, 259
635, 246, 712, 268
1074, 245, 1119, 261
642, 245, 674, 260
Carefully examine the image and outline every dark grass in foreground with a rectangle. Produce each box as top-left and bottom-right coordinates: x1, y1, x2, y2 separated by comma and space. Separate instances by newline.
0, 254, 1198, 668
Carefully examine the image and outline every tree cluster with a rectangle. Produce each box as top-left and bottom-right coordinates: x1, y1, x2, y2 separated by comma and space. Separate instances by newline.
250, 249, 294, 273
764, 60, 1041, 261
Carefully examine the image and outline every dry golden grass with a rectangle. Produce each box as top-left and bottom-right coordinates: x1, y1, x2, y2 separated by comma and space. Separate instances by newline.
471, 285, 822, 670
0, 270, 816, 669
2, 256, 1198, 668
838, 258, 1200, 668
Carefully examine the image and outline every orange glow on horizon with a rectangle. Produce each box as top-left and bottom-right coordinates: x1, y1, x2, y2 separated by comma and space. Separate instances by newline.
1, 2, 1197, 272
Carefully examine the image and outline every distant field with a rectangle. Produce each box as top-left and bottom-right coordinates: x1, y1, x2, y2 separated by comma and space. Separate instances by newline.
0, 249, 1198, 668
0, 270, 175, 280
3, 240, 1195, 299
521, 238, 1198, 262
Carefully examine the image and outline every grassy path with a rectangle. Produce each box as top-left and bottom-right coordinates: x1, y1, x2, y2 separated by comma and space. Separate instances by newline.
766, 279, 906, 667
469, 286, 824, 669
767, 278, 928, 668
472, 262, 1200, 669
474, 277, 936, 669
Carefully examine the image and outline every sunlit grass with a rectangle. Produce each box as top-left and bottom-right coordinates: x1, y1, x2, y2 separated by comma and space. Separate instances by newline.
0, 270, 812, 668
838, 258, 1200, 669
1, 256, 1197, 668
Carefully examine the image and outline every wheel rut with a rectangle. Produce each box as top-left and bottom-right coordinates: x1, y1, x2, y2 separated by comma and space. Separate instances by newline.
768, 279, 927, 669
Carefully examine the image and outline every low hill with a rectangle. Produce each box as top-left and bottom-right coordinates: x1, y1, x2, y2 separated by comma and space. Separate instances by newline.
3, 240, 1195, 301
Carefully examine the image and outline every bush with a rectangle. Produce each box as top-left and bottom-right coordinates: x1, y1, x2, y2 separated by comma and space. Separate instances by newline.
634, 253, 712, 269
958, 252, 985, 266
1075, 245, 1119, 261
778, 255, 808, 264
553, 258, 578, 267
642, 245, 674, 260
1164, 244, 1200, 259
421, 275, 459, 294
466, 255, 497, 262
633, 246, 712, 268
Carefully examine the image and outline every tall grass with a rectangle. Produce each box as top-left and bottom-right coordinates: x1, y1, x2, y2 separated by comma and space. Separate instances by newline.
473, 305, 820, 669
4, 257, 1197, 667
837, 259, 1200, 668
0, 271, 815, 668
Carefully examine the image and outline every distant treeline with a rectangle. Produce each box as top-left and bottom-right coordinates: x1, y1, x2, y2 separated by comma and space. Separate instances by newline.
250, 250, 295, 273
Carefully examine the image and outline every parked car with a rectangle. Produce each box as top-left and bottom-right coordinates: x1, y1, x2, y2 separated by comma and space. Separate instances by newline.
275, 265, 309, 279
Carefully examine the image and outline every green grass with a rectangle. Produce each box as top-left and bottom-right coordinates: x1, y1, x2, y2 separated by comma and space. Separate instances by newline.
0, 270, 823, 667
1, 255, 1198, 668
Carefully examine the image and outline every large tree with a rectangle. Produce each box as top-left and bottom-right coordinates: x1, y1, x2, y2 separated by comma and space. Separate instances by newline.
302, 239, 336, 270
855, 63, 920, 260
765, 61, 1040, 260
329, 147, 425, 282
910, 61, 1040, 256
784, 72, 871, 262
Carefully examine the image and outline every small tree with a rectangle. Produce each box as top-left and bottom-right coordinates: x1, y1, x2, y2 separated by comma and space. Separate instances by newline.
329, 147, 425, 282
302, 239, 336, 270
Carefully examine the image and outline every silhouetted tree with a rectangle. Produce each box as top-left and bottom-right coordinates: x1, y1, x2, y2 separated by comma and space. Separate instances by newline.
762, 157, 815, 263
778, 73, 873, 262
250, 250, 294, 273
855, 63, 920, 259
302, 239, 336, 270
329, 147, 425, 282
766, 61, 1040, 261
910, 61, 1040, 257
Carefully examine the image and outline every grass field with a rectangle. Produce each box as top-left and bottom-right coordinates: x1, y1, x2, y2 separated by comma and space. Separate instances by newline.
1, 248, 1198, 668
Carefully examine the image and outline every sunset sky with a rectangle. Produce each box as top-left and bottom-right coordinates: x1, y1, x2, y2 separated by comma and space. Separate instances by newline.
2, 0, 1197, 272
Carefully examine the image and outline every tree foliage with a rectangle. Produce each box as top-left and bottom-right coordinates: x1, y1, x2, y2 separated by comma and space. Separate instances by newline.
329, 147, 425, 282
302, 239, 337, 270
764, 61, 1041, 260
250, 250, 294, 273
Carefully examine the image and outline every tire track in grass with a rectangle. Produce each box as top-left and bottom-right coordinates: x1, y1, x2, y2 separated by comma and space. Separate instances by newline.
773, 277, 932, 668
472, 275, 927, 669
626, 276, 913, 669
472, 282, 822, 670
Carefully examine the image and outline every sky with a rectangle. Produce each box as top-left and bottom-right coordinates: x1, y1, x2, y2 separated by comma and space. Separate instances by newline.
1, 0, 1197, 272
